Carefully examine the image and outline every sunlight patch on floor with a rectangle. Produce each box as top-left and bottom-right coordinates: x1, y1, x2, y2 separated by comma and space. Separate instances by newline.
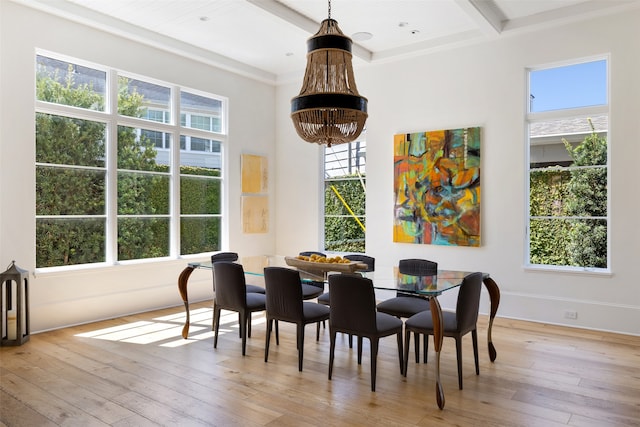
73, 307, 264, 347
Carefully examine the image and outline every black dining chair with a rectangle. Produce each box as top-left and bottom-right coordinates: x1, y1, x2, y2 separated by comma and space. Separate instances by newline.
328, 273, 404, 392
210, 252, 264, 333
376, 258, 438, 362
264, 267, 330, 371
212, 262, 266, 356
403, 272, 483, 389
317, 254, 375, 347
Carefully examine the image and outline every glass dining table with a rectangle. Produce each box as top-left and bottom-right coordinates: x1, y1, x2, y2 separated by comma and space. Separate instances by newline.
177, 255, 500, 409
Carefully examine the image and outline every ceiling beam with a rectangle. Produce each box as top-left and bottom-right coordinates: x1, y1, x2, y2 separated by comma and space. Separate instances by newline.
454, 0, 504, 36
245, 0, 372, 62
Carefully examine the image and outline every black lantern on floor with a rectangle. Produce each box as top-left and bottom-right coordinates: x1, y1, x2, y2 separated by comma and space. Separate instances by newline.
1, 261, 30, 346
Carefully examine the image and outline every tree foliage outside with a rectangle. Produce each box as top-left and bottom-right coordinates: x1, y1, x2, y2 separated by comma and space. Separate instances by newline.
36, 64, 221, 267
324, 175, 366, 252
529, 121, 607, 268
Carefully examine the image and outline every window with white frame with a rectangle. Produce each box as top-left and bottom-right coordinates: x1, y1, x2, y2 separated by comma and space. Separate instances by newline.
35, 53, 226, 268
527, 58, 609, 270
323, 138, 366, 252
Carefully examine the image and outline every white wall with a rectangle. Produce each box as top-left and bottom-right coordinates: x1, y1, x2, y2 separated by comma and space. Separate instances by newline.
0, 2, 277, 332
275, 9, 640, 335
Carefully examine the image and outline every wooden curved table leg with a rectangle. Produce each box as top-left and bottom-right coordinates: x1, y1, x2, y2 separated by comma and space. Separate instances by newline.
429, 296, 445, 410
483, 276, 500, 362
178, 265, 196, 339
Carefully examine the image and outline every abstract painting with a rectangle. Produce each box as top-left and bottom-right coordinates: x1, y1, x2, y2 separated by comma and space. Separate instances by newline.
393, 127, 481, 246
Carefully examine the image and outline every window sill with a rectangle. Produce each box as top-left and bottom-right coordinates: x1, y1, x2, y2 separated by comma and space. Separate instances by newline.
524, 264, 612, 277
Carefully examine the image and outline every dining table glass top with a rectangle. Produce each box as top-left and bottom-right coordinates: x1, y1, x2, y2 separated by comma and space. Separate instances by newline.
190, 255, 475, 297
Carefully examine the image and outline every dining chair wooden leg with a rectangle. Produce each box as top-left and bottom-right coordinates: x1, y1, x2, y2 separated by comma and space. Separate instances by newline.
357, 336, 364, 364
297, 324, 305, 372
264, 318, 271, 362
472, 328, 480, 375
328, 331, 337, 380
240, 313, 248, 356
414, 332, 420, 363
213, 306, 221, 348
370, 338, 379, 392
403, 329, 411, 377
396, 331, 404, 375
424, 334, 429, 363
455, 336, 463, 389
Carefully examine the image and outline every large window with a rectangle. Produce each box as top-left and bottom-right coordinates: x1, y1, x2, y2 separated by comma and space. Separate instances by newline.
35, 53, 226, 268
527, 59, 609, 271
323, 139, 366, 252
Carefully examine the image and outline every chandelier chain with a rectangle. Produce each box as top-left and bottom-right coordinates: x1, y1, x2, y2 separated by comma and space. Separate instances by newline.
328, 0, 331, 19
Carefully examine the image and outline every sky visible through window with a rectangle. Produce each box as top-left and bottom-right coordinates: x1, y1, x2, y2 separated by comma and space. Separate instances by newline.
530, 59, 607, 112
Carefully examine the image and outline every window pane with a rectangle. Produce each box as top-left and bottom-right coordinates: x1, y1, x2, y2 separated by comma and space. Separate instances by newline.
181, 91, 223, 132
529, 169, 571, 217
37, 167, 105, 215
118, 218, 169, 260
530, 116, 607, 168
118, 126, 170, 171
36, 113, 105, 167
118, 77, 170, 122
181, 176, 220, 214
36, 55, 106, 111
530, 60, 606, 112
118, 172, 169, 215
325, 141, 366, 178
36, 218, 106, 267
530, 218, 607, 268
179, 135, 222, 174
324, 178, 366, 252
324, 140, 367, 252
181, 217, 220, 255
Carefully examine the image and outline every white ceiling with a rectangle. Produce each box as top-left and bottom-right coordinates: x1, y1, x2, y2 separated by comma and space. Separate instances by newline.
16, 0, 640, 83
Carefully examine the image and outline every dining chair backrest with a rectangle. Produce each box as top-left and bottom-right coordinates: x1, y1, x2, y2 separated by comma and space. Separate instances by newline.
398, 258, 438, 275
213, 261, 247, 308
344, 254, 375, 272
328, 273, 377, 335
264, 267, 304, 322
211, 252, 239, 263
299, 251, 326, 258
456, 272, 483, 333
210, 252, 239, 292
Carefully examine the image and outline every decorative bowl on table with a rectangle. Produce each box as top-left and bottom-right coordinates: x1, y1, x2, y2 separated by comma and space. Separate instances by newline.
284, 255, 368, 278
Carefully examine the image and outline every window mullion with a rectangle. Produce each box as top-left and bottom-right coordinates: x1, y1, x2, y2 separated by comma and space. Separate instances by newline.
170, 86, 181, 258
105, 69, 119, 264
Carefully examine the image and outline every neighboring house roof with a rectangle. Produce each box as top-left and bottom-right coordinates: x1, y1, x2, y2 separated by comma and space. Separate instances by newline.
530, 114, 607, 143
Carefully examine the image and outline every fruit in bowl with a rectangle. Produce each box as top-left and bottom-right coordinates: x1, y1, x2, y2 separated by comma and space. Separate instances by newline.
296, 254, 351, 264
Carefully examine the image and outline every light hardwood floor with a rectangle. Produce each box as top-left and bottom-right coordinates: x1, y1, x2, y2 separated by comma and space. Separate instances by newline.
1, 301, 639, 426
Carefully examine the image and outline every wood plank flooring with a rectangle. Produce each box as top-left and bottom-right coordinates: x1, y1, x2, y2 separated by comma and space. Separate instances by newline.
1, 301, 639, 426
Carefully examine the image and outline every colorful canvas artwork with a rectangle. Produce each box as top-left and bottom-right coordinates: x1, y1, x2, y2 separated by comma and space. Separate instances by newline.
393, 127, 481, 247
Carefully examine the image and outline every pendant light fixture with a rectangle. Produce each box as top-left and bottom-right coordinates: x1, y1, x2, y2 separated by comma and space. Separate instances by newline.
291, 0, 368, 147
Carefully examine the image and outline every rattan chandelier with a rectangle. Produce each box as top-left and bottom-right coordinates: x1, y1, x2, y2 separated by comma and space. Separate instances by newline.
291, 0, 368, 147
